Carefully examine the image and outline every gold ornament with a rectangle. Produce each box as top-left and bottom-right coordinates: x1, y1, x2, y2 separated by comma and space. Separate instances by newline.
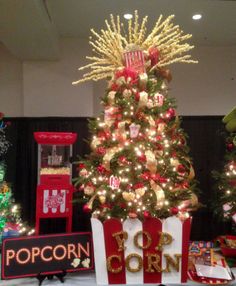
114, 121, 126, 142
99, 195, 106, 204
91, 137, 101, 150
135, 187, 146, 197
138, 91, 148, 108
123, 88, 132, 98
0, 182, 9, 193
170, 158, 180, 168
107, 91, 116, 104
73, 11, 197, 84
122, 191, 135, 202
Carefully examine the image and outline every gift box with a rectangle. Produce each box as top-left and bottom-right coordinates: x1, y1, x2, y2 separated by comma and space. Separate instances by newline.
91, 216, 191, 285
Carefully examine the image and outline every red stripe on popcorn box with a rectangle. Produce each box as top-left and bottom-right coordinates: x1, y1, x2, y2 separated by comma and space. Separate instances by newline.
104, 219, 126, 284
91, 216, 191, 285
181, 217, 192, 283
124, 50, 145, 74
143, 218, 162, 284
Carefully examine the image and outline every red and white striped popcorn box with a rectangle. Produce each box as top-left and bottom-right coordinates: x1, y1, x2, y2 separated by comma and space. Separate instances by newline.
124, 50, 146, 74
91, 216, 191, 285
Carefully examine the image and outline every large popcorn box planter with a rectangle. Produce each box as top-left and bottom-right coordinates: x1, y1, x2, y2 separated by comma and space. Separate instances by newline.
91, 216, 191, 285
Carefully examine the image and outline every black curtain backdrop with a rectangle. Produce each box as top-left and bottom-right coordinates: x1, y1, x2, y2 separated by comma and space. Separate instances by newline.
4, 116, 232, 240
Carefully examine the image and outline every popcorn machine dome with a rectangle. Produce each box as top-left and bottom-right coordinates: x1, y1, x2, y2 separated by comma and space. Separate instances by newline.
34, 132, 77, 185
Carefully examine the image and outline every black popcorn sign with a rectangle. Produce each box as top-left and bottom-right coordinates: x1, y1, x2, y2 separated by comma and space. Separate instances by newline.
1, 232, 93, 279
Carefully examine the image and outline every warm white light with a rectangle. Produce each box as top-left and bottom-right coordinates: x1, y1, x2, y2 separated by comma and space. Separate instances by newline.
124, 13, 133, 20
192, 14, 202, 20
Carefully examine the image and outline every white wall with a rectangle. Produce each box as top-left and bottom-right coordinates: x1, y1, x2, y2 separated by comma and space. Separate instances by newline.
0, 39, 236, 117
170, 46, 236, 115
0, 43, 23, 116
23, 38, 93, 117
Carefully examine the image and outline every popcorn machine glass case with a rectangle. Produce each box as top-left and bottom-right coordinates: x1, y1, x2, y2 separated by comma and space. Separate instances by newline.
34, 132, 77, 185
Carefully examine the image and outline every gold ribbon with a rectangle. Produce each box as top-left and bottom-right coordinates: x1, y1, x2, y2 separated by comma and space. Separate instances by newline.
145, 150, 157, 173
150, 180, 165, 207
103, 147, 120, 170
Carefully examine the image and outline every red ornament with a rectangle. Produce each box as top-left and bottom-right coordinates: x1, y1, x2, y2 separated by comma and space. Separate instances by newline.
119, 202, 127, 209
96, 146, 106, 155
138, 154, 147, 163
118, 156, 127, 165
133, 182, 144, 189
177, 164, 186, 173
110, 83, 119, 91
165, 108, 176, 119
177, 164, 186, 174
135, 92, 140, 101
83, 204, 92, 213
158, 176, 168, 183
227, 143, 234, 151
148, 46, 160, 66
101, 203, 112, 209
143, 210, 151, 218
97, 164, 107, 174
115, 67, 138, 84
140, 172, 150, 180
79, 163, 85, 169
170, 207, 179, 215
98, 131, 110, 140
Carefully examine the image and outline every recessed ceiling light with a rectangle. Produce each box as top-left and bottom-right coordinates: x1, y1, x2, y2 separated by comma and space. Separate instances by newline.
124, 13, 133, 20
192, 14, 202, 20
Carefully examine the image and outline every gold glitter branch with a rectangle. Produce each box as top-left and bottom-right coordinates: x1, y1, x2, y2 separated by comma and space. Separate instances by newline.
72, 11, 197, 85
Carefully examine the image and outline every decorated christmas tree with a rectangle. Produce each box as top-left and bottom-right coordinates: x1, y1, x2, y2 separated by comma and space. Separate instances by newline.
213, 107, 236, 227
0, 113, 34, 239
73, 12, 199, 221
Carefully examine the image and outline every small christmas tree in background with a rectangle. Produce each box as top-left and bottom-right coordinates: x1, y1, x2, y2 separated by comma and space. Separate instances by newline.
73, 12, 199, 221
213, 107, 236, 230
0, 113, 35, 239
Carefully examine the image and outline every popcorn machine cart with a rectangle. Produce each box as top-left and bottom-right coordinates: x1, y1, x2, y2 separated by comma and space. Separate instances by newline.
34, 132, 77, 235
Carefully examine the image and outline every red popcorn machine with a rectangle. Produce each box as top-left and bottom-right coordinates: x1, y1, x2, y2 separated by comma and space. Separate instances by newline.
34, 132, 77, 235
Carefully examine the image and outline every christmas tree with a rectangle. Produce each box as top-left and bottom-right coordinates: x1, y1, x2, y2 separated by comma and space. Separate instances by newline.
213, 107, 236, 226
0, 113, 34, 238
73, 12, 199, 221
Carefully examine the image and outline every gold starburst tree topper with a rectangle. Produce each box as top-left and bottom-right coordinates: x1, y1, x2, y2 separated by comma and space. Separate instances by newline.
73, 11, 197, 84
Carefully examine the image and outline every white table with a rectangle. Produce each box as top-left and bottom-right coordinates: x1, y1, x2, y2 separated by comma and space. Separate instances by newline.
1, 270, 236, 286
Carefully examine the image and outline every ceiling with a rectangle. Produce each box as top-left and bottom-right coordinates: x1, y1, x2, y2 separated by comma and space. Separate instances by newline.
0, 0, 236, 60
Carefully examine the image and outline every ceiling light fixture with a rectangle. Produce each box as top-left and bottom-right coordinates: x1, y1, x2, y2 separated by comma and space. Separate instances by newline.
192, 14, 202, 20
124, 13, 133, 20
